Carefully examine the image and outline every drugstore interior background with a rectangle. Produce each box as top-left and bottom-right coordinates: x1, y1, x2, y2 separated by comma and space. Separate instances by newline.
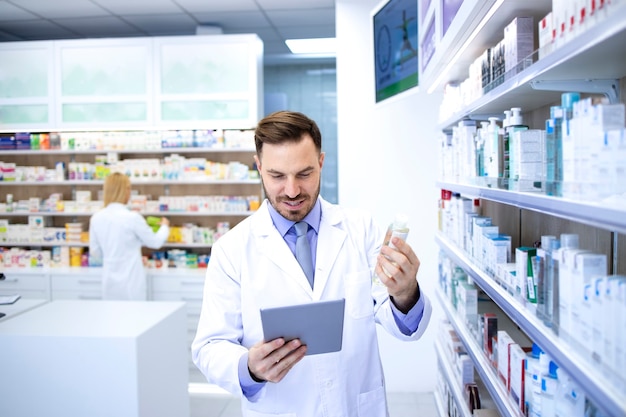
0, 0, 443, 392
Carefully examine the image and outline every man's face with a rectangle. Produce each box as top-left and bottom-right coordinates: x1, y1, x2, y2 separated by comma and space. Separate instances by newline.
254, 134, 324, 222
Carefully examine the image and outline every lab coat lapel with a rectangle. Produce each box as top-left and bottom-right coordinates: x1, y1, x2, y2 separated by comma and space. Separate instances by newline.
252, 203, 314, 295
312, 202, 347, 298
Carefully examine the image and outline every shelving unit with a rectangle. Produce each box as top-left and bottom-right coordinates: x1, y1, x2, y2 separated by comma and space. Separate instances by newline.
435, 338, 474, 417
437, 287, 523, 417
437, 233, 625, 417
432, 1, 626, 417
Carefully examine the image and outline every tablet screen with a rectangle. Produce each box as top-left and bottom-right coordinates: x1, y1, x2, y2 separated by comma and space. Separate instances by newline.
260, 298, 345, 355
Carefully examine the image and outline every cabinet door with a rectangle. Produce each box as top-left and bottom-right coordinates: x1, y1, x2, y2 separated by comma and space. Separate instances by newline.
54, 38, 152, 128
50, 270, 102, 300
0, 41, 54, 130
153, 34, 263, 130
0, 270, 50, 299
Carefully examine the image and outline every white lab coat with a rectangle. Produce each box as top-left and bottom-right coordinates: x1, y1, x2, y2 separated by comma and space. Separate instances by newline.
89, 203, 169, 300
192, 198, 432, 417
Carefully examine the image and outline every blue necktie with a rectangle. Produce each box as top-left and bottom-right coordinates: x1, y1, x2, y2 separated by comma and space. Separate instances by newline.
294, 221, 314, 288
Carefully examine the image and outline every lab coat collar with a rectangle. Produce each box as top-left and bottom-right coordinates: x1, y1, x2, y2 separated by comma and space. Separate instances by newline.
251, 198, 346, 299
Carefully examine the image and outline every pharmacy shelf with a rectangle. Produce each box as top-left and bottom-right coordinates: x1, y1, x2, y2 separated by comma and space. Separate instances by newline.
0, 211, 254, 217
435, 339, 473, 417
0, 148, 255, 156
437, 2, 626, 131
436, 287, 522, 417
436, 181, 626, 235
421, 0, 552, 93
2, 242, 211, 249
433, 390, 447, 417
0, 179, 260, 186
436, 232, 626, 417
3, 242, 89, 248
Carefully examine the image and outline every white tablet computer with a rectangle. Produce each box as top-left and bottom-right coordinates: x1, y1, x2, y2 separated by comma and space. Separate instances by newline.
260, 298, 345, 355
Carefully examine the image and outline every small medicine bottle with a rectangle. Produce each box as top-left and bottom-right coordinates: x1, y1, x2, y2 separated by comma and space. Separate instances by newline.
373, 214, 410, 286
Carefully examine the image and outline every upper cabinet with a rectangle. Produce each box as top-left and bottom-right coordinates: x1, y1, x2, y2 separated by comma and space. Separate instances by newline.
0, 41, 54, 129
154, 35, 263, 130
0, 34, 264, 132
55, 38, 152, 128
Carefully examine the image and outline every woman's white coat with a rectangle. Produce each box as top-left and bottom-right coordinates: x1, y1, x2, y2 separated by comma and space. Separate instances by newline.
89, 203, 169, 300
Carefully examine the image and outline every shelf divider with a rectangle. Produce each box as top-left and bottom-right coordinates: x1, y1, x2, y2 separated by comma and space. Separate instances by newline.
436, 181, 626, 234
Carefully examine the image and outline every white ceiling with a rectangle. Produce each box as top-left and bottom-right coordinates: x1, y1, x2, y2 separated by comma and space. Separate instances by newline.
0, 0, 336, 63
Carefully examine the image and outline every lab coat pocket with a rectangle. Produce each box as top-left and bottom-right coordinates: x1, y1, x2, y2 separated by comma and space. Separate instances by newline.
357, 386, 387, 416
344, 270, 374, 319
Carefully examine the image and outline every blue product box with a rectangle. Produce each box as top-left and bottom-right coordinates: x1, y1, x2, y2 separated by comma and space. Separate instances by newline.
15, 132, 31, 150
0, 135, 16, 150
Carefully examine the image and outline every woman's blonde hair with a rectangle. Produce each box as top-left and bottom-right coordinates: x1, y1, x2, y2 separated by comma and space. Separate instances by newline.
103, 172, 131, 206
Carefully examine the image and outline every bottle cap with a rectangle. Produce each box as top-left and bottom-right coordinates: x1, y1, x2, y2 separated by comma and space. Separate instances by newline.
503, 110, 511, 128
531, 342, 543, 358
541, 235, 556, 249
393, 213, 409, 229
561, 92, 581, 109
560, 233, 579, 249
550, 239, 561, 251
548, 360, 559, 378
488, 117, 499, 131
510, 107, 523, 126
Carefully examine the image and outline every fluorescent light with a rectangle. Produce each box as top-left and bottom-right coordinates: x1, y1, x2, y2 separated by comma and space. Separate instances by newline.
285, 38, 336, 54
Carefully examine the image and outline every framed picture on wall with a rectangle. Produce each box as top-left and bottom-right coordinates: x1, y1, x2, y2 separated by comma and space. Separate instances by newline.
372, 0, 419, 103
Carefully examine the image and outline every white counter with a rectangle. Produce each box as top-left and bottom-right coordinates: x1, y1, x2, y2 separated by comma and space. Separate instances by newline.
0, 297, 47, 321
0, 300, 189, 417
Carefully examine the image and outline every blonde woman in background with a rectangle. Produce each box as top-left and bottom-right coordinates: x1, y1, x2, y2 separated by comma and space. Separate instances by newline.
89, 172, 170, 300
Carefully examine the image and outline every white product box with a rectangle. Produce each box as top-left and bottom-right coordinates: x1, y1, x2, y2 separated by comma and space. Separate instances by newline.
606, 276, 626, 374
75, 190, 92, 202
497, 262, 517, 295
558, 248, 590, 336
504, 17, 535, 77
516, 247, 537, 304
486, 234, 512, 277
457, 282, 478, 330
509, 343, 527, 411
592, 275, 607, 363
574, 253, 607, 349
28, 215, 44, 229
497, 330, 516, 389
538, 12, 554, 59
510, 129, 545, 192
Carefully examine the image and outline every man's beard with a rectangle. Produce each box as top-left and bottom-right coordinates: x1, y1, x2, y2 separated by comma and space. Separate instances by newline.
262, 181, 320, 221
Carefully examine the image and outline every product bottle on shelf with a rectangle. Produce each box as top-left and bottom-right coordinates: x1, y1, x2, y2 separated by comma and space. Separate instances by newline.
372, 214, 410, 286
525, 343, 543, 417
559, 92, 581, 198
554, 233, 581, 335
545, 105, 562, 196
536, 235, 557, 322
506, 107, 530, 190
545, 238, 561, 328
554, 367, 586, 417
541, 360, 559, 417
475, 121, 489, 179
484, 117, 501, 188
